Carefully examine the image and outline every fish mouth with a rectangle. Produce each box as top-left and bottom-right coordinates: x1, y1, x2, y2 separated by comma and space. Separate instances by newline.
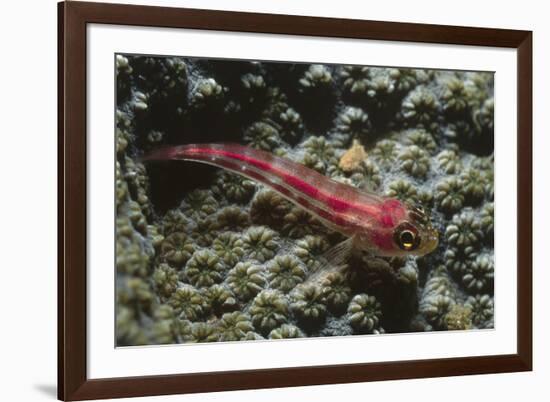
423, 228, 439, 255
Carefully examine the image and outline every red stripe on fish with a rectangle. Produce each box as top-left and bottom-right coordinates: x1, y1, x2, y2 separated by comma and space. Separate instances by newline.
178, 145, 384, 217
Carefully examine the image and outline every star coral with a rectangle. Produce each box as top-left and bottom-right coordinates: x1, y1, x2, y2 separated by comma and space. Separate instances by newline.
347, 294, 383, 333
267, 255, 307, 292
115, 55, 495, 346
184, 250, 225, 288
249, 289, 290, 335
226, 261, 267, 302
242, 226, 280, 263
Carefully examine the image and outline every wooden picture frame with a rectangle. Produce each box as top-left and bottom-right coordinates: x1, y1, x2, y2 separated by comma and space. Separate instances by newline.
58, 1, 532, 400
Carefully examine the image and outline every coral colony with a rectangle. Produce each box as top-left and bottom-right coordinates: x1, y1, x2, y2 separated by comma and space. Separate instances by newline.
115, 55, 494, 346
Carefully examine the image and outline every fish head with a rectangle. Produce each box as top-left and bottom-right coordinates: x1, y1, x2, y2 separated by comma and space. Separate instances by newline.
391, 203, 439, 256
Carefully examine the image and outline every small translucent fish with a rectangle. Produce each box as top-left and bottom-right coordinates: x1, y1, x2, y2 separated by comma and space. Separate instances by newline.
144, 143, 438, 260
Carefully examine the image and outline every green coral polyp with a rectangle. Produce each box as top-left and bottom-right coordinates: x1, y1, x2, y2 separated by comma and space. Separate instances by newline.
152, 263, 179, 300
404, 129, 437, 153
290, 284, 327, 326
398, 145, 430, 177
250, 290, 290, 335
441, 77, 471, 114
244, 121, 281, 151
347, 294, 382, 333
299, 64, 333, 90
444, 245, 477, 275
268, 324, 305, 339
211, 206, 250, 231
168, 285, 206, 321
282, 207, 321, 239
203, 284, 237, 315
420, 294, 455, 329
402, 87, 439, 127
462, 254, 494, 293
217, 311, 255, 342
435, 177, 465, 213
479, 202, 494, 241
191, 77, 225, 107
184, 250, 225, 288
267, 255, 307, 292
340, 65, 370, 94
180, 189, 219, 220
437, 149, 462, 174
445, 211, 484, 248
211, 232, 245, 268
293, 235, 330, 270
161, 210, 190, 235
337, 106, 371, 139
226, 261, 266, 301
465, 294, 494, 329
322, 272, 352, 314
250, 189, 292, 227
371, 139, 399, 167
180, 321, 218, 343
277, 107, 304, 141
460, 168, 488, 204
385, 180, 418, 205
160, 232, 196, 268
242, 226, 280, 263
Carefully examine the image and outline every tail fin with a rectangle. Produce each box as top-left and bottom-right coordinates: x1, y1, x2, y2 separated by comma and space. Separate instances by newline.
139, 145, 188, 162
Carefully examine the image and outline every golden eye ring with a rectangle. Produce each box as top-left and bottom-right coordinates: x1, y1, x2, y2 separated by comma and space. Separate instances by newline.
400, 230, 416, 250
394, 222, 420, 251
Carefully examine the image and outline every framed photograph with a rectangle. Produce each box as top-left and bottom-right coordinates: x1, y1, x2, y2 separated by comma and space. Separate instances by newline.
58, 1, 532, 400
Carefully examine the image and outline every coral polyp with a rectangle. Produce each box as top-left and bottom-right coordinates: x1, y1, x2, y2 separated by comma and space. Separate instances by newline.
293, 235, 330, 270
337, 106, 371, 140
290, 284, 327, 327
347, 294, 383, 333
168, 285, 207, 321
398, 145, 430, 178
226, 261, 267, 302
242, 226, 280, 263
267, 255, 307, 292
401, 87, 439, 128
249, 189, 292, 227
465, 294, 494, 329
249, 290, 290, 335
340, 65, 370, 95
268, 324, 305, 339
244, 121, 281, 151
435, 177, 465, 214
217, 312, 255, 342
299, 64, 333, 91
184, 250, 225, 288
321, 272, 352, 314
211, 232, 245, 268
160, 232, 195, 268
203, 284, 237, 315
445, 211, 484, 248
462, 254, 494, 293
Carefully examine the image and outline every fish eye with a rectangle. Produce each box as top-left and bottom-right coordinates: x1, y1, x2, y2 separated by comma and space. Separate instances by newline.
394, 222, 420, 251
399, 230, 416, 250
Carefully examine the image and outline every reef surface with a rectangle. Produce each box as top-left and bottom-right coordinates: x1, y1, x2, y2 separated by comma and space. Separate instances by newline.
115, 54, 494, 346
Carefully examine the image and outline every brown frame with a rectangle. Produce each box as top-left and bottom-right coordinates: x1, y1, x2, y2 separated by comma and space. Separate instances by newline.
58, 1, 532, 400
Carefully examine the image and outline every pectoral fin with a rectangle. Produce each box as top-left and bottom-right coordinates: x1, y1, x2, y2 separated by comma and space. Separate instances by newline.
306, 236, 355, 284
